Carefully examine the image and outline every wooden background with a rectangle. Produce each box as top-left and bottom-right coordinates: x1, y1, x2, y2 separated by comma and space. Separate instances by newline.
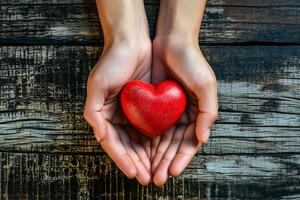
0, 0, 299, 199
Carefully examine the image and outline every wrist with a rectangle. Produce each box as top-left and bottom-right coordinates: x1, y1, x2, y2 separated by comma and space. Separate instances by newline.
154, 34, 198, 47
155, 13, 199, 44
153, 34, 199, 53
153, 35, 201, 71
97, 0, 150, 50
104, 34, 151, 53
102, 20, 150, 51
155, 0, 205, 45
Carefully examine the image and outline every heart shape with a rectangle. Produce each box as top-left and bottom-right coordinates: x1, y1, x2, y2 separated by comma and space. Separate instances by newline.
121, 80, 187, 138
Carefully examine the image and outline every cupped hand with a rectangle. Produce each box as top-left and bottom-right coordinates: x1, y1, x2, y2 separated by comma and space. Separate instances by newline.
84, 39, 152, 185
150, 37, 219, 186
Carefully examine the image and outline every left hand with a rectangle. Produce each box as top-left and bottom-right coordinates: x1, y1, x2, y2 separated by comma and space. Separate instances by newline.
84, 39, 153, 185
150, 37, 219, 186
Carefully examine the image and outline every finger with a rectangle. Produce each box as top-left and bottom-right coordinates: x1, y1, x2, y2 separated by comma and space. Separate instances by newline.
195, 73, 218, 144
117, 127, 151, 185
151, 127, 175, 174
140, 135, 151, 160
195, 112, 217, 144
85, 111, 107, 142
131, 141, 151, 174
99, 124, 137, 179
153, 127, 185, 186
125, 127, 151, 173
84, 76, 107, 141
150, 136, 161, 162
170, 124, 201, 177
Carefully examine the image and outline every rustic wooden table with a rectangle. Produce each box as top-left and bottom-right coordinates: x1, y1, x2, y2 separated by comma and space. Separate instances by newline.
0, 0, 299, 199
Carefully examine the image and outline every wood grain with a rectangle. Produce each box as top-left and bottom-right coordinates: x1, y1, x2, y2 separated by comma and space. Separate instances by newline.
0, 45, 299, 154
0, 0, 299, 198
0, 3, 299, 45
0, 152, 299, 200
1, 0, 299, 6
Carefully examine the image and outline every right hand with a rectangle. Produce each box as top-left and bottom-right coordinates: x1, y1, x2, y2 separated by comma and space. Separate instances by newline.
150, 37, 219, 186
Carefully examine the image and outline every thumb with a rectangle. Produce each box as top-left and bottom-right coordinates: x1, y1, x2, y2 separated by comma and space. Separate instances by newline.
84, 78, 107, 142
193, 73, 218, 144
85, 111, 107, 142
195, 111, 218, 144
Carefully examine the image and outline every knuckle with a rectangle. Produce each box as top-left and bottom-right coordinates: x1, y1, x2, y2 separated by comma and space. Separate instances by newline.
210, 111, 219, 120
83, 108, 91, 121
197, 75, 216, 88
203, 111, 218, 123
88, 73, 101, 87
87, 69, 107, 90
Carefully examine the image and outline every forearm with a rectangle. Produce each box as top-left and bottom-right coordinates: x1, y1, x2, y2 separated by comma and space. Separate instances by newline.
155, 0, 207, 43
96, 0, 149, 47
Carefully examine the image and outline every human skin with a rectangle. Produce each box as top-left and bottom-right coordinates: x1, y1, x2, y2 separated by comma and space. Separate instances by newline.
84, 0, 152, 186
84, 0, 218, 186
150, 0, 219, 186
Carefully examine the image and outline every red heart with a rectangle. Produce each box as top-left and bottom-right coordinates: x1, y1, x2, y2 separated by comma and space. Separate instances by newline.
121, 80, 187, 138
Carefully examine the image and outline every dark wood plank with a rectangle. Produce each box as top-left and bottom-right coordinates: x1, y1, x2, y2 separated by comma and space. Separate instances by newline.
0, 152, 299, 199
0, 45, 299, 154
0, 4, 299, 45
208, 0, 300, 6
1, 0, 299, 6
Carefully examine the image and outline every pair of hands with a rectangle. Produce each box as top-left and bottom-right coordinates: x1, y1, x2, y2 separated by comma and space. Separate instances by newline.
83, 0, 217, 186
84, 36, 218, 186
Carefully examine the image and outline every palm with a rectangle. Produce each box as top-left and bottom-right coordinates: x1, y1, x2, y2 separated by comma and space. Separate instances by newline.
101, 59, 150, 125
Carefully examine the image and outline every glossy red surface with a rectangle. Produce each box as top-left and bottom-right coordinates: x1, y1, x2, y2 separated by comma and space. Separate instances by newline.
121, 80, 187, 138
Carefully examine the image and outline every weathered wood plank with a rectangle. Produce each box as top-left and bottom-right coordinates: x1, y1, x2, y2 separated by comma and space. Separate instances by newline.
1, 0, 299, 6
0, 152, 299, 199
0, 0, 298, 199
0, 4, 299, 44
0, 45, 299, 154
207, 0, 300, 6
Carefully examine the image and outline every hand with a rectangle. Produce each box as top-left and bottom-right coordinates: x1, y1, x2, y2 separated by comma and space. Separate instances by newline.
84, 39, 152, 185
150, 37, 218, 186
84, 0, 152, 186
148, 0, 217, 187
